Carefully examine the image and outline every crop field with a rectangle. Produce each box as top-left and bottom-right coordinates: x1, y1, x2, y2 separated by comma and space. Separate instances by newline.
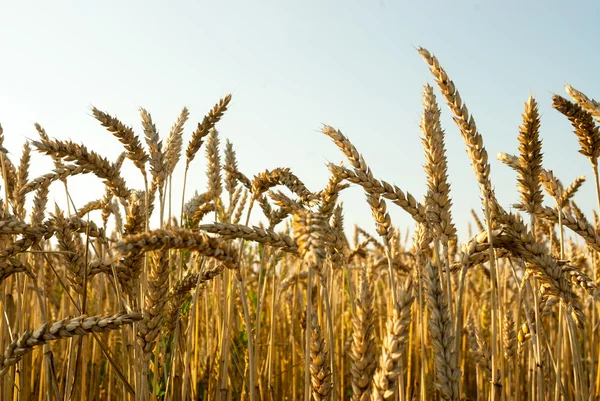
1, 47, 599, 401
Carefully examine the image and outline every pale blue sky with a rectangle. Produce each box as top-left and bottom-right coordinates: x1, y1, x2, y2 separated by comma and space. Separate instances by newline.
1, 1, 599, 240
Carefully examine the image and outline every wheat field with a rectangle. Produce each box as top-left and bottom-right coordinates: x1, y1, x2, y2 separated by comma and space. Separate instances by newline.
1, 47, 599, 401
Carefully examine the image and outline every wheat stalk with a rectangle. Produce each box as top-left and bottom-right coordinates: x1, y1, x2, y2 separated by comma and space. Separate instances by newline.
0, 312, 142, 376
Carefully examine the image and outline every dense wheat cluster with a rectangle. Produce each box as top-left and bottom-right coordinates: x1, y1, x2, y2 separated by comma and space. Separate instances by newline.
2, 47, 600, 401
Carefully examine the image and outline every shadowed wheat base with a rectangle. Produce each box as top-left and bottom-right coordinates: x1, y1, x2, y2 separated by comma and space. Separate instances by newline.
1, 48, 600, 401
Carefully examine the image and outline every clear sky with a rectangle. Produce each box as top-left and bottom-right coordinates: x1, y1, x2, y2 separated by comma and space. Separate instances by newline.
1, 1, 599, 241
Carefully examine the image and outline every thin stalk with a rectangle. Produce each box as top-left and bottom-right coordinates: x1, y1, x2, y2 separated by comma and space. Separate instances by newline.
139, 173, 149, 401
554, 202, 565, 401
0, 152, 10, 212
266, 264, 278, 392
483, 196, 501, 401
593, 162, 600, 230
566, 313, 587, 401
509, 261, 542, 401
254, 251, 276, 397
531, 277, 544, 401
384, 244, 398, 305
236, 275, 257, 401
180, 166, 189, 226
455, 258, 469, 369
218, 199, 255, 400
218, 269, 232, 400
417, 265, 427, 401
320, 277, 336, 401
406, 305, 414, 399
182, 265, 204, 401
591, 162, 600, 397
434, 239, 453, 320
304, 266, 314, 401
345, 259, 356, 316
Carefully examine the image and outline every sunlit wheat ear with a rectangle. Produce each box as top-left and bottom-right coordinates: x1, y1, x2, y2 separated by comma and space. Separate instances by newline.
114, 151, 127, 170
191, 202, 217, 226
467, 318, 492, 381
233, 189, 248, 225
424, 260, 460, 401
0, 312, 142, 376
224, 139, 239, 197
292, 208, 332, 400
364, 190, 394, 246
185, 94, 232, 168
116, 228, 237, 270
52, 206, 85, 294
269, 190, 302, 212
205, 128, 222, 205
164, 271, 201, 335
499, 152, 586, 216
199, 222, 298, 254
552, 94, 600, 165
30, 182, 49, 226
251, 167, 315, 205
182, 191, 211, 223
349, 269, 375, 401
34, 123, 65, 172
77, 198, 104, 219
253, 193, 280, 227
503, 213, 584, 325
322, 125, 426, 223
12, 142, 30, 219
0, 146, 17, 207
503, 311, 517, 361
418, 47, 502, 220
318, 172, 347, 219
516, 94, 544, 214
309, 312, 332, 401
292, 209, 330, 273
327, 163, 426, 226
539, 169, 564, 202
140, 108, 166, 195
91, 106, 149, 177
0, 125, 9, 211
225, 185, 243, 220
561, 264, 598, 300
537, 205, 600, 254
164, 106, 189, 177
560, 176, 586, 206
164, 263, 225, 335
224, 163, 252, 190
103, 194, 120, 227
119, 190, 147, 298
32, 138, 130, 200
138, 250, 170, 362
20, 165, 88, 197
371, 280, 413, 401
565, 84, 600, 122
421, 83, 456, 240
328, 205, 347, 266
109, 201, 123, 236
497, 152, 521, 171
321, 125, 370, 177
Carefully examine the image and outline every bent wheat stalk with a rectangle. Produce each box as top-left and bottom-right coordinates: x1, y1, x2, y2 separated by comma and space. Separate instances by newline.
0, 312, 142, 376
